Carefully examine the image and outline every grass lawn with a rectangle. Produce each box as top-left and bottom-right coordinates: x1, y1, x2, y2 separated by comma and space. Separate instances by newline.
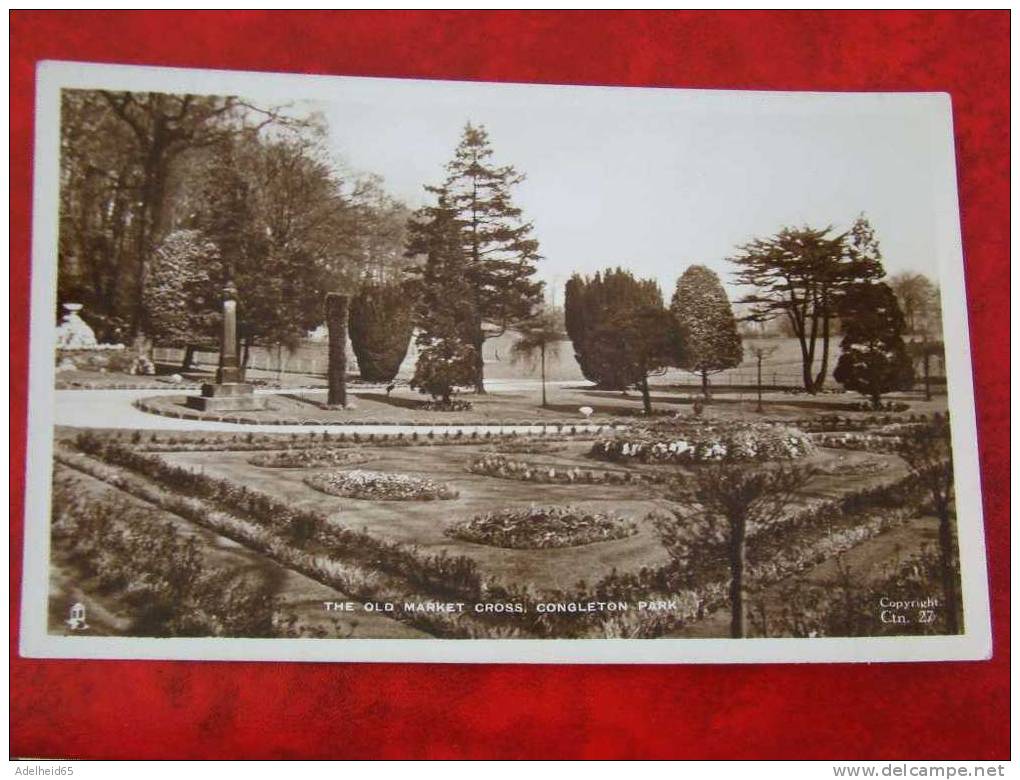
132, 381, 948, 427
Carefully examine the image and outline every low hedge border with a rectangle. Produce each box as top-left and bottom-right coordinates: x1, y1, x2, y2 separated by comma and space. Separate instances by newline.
132, 396, 622, 432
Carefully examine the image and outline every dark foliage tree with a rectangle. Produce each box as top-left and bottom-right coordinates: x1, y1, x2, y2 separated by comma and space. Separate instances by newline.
730, 216, 885, 393
896, 415, 961, 634
509, 307, 566, 408
72, 90, 294, 340
408, 196, 478, 404
349, 281, 416, 382
423, 122, 544, 393
833, 282, 914, 409
670, 265, 743, 399
564, 268, 665, 389
654, 465, 811, 638
585, 302, 680, 414
142, 230, 222, 369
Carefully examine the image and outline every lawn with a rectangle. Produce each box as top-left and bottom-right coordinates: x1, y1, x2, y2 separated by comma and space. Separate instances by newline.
131, 381, 947, 427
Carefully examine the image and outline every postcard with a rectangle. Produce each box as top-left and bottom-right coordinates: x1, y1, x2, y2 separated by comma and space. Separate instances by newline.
18, 61, 991, 663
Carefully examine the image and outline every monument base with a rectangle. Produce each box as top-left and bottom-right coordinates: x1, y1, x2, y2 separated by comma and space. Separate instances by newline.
185, 382, 266, 412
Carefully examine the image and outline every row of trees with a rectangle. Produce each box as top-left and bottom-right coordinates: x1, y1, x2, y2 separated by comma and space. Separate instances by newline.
59, 89, 410, 354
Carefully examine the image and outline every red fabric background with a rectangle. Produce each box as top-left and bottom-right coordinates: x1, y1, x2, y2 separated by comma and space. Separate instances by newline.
9, 11, 1010, 760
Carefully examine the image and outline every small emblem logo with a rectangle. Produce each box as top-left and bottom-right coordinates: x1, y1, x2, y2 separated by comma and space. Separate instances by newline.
66, 602, 89, 631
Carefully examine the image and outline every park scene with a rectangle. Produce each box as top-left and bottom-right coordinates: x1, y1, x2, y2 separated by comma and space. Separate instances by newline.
47, 85, 961, 641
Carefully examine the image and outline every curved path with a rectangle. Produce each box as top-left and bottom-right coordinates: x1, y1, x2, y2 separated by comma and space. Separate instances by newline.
54, 385, 610, 436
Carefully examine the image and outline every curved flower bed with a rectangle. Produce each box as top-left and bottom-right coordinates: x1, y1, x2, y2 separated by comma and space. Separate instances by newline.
305, 470, 459, 501
467, 454, 665, 485
249, 448, 377, 468
811, 432, 903, 453
488, 438, 565, 455
592, 420, 815, 465
446, 505, 637, 549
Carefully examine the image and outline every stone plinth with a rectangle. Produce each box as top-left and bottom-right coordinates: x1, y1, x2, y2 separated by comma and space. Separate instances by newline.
185, 382, 266, 412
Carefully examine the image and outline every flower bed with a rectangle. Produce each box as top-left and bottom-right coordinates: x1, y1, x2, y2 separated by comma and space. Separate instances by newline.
304, 469, 459, 501
488, 438, 566, 455
249, 448, 377, 468
813, 455, 891, 477
446, 505, 638, 549
417, 399, 473, 412
592, 420, 815, 464
467, 454, 665, 485
811, 432, 903, 453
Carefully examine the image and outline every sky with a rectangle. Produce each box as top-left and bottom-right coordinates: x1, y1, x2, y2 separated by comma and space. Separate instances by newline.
294, 78, 948, 306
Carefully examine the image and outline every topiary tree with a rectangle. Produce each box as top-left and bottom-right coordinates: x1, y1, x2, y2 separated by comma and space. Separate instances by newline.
564, 268, 664, 389
585, 302, 681, 415
142, 229, 221, 368
670, 265, 743, 399
833, 282, 914, 409
348, 281, 416, 382
655, 465, 811, 638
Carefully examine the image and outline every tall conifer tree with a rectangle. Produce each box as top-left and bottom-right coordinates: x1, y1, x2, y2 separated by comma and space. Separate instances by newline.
427, 122, 543, 392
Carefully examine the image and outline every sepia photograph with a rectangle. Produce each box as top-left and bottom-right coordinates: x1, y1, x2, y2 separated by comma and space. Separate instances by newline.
19, 61, 991, 663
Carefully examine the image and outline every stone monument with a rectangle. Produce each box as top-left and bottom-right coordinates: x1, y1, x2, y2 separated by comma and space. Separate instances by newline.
186, 283, 266, 412
325, 292, 349, 407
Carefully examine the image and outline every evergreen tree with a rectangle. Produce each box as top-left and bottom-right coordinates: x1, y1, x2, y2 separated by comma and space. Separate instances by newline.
670, 265, 743, 399
426, 122, 543, 393
564, 268, 664, 389
585, 301, 680, 414
730, 216, 885, 393
833, 282, 914, 409
408, 196, 477, 405
348, 280, 416, 382
142, 229, 221, 354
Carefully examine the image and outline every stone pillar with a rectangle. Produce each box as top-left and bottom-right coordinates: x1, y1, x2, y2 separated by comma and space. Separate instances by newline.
216, 283, 242, 384
185, 282, 265, 412
325, 292, 349, 407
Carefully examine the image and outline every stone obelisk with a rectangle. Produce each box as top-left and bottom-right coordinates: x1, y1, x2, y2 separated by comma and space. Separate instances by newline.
325, 292, 349, 407
186, 283, 265, 412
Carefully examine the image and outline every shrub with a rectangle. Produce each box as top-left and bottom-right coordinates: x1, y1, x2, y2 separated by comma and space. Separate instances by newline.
304, 470, 459, 501
349, 282, 416, 382
446, 505, 638, 549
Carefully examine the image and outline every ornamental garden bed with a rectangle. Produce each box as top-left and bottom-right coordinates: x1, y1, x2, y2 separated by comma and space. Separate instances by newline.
467, 453, 666, 485
304, 469, 459, 501
487, 438, 566, 454
592, 419, 815, 465
249, 448, 377, 468
446, 505, 638, 550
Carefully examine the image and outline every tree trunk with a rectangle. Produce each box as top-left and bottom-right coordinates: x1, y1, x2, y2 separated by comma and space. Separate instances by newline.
871, 392, 882, 411
701, 370, 711, 401
756, 356, 764, 413
540, 343, 547, 408
812, 308, 832, 393
325, 293, 349, 407
181, 344, 195, 372
473, 328, 486, 394
729, 516, 747, 639
640, 375, 652, 415
938, 508, 960, 634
